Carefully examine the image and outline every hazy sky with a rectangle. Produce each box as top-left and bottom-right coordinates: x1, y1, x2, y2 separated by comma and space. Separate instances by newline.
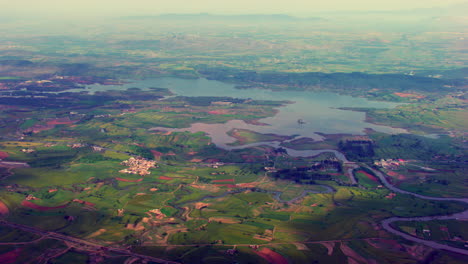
3, 0, 467, 17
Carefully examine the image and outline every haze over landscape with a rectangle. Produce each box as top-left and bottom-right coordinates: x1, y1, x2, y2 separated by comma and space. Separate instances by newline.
3, 0, 467, 17
0, 1, 466, 264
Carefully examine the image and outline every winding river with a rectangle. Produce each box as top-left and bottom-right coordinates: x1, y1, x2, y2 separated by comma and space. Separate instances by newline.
79, 77, 467, 255
367, 166, 468, 255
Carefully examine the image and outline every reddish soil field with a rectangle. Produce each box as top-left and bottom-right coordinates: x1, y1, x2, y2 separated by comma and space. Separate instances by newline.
387, 171, 406, 180
212, 179, 235, 183
31, 125, 54, 133
393, 92, 425, 99
26, 119, 77, 134
115, 177, 144, 182
204, 158, 219, 163
0, 248, 22, 264
208, 110, 230, 115
237, 182, 258, 188
159, 176, 173, 180
214, 184, 237, 188
21, 200, 68, 211
340, 243, 369, 264
0, 151, 9, 159
73, 199, 95, 207
0, 200, 9, 215
367, 239, 404, 251
46, 119, 76, 125
356, 170, 378, 182
0, 105, 17, 110
151, 150, 164, 158
255, 247, 288, 264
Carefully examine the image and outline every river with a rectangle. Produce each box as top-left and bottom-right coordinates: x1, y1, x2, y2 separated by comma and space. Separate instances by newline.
80, 78, 468, 254
367, 166, 468, 255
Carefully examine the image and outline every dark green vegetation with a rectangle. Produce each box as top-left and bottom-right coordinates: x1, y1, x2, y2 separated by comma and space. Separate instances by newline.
198, 66, 465, 98
0, 10, 466, 264
337, 132, 465, 162
348, 96, 468, 135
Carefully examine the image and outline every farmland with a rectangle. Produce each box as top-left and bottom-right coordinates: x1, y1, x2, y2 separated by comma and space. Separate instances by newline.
0, 9, 467, 264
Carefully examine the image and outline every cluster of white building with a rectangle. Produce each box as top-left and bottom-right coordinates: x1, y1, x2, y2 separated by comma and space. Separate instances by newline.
374, 159, 406, 169
119, 157, 157, 176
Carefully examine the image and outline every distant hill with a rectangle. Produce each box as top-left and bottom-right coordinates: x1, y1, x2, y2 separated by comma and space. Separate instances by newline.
313, 2, 468, 16
121, 13, 323, 22
416, 67, 468, 80
196, 66, 467, 93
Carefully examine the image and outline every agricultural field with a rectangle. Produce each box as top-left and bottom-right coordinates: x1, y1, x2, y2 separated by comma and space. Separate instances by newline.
0, 81, 466, 262
394, 220, 468, 250
0, 8, 467, 264
379, 162, 468, 198
353, 168, 381, 189
358, 96, 468, 135
227, 129, 294, 146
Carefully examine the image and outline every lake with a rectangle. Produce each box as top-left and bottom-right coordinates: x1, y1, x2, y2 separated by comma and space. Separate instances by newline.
81, 77, 406, 159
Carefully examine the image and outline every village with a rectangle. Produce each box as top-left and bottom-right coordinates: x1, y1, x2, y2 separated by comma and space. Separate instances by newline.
119, 157, 157, 176
374, 158, 408, 169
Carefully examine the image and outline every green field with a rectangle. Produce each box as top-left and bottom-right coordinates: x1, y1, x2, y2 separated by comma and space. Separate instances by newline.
0, 11, 466, 264
395, 220, 468, 250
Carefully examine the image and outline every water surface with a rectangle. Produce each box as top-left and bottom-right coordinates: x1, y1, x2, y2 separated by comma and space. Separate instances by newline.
80, 77, 406, 159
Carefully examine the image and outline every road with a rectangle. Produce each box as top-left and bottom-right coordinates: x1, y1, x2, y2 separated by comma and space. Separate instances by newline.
142, 237, 386, 248
0, 220, 180, 264
366, 166, 468, 255
4, 138, 467, 256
